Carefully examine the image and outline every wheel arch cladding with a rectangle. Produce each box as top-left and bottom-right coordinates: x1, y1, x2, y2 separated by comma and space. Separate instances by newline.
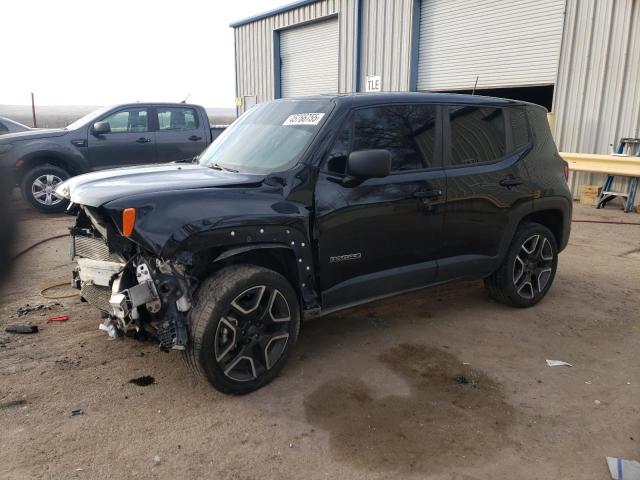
519, 209, 564, 248
213, 246, 302, 299
20, 152, 85, 178
178, 226, 320, 312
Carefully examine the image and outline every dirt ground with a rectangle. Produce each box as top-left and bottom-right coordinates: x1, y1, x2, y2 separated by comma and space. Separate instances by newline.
1, 199, 639, 480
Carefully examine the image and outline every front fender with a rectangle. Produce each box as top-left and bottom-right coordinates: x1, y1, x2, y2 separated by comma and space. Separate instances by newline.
210, 241, 320, 311
18, 138, 90, 174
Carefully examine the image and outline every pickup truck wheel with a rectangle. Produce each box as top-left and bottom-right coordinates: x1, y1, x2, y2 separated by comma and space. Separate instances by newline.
21, 165, 70, 213
184, 265, 300, 394
484, 222, 558, 308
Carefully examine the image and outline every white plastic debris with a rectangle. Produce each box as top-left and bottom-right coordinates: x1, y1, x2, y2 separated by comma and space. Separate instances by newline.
153, 455, 161, 465
607, 456, 640, 480
594, 400, 601, 405
546, 359, 573, 367
98, 321, 117, 339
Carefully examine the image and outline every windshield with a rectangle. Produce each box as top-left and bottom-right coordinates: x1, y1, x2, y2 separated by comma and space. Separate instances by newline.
65, 106, 112, 130
198, 99, 334, 174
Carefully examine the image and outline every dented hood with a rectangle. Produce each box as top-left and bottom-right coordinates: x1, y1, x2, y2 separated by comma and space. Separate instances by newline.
59, 163, 265, 207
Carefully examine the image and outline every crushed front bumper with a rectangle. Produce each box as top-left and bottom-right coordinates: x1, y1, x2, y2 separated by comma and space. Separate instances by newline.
71, 233, 191, 350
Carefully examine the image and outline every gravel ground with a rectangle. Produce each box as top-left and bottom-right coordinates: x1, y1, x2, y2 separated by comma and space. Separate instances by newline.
1, 199, 639, 480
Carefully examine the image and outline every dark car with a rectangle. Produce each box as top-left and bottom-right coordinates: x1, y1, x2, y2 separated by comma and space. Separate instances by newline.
0, 116, 31, 135
0, 103, 223, 213
57, 93, 572, 394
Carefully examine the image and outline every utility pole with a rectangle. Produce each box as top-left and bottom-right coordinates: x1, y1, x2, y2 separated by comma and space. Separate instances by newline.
31, 93, 37, 128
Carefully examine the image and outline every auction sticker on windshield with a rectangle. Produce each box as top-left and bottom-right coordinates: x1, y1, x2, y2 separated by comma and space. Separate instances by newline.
283, 113, 325, 126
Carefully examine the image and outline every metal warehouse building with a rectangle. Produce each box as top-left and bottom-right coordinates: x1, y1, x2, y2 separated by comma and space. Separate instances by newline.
231, 0, 640, 201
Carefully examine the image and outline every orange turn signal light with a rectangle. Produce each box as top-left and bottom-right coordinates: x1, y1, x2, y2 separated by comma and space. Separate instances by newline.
122, 208, 136, 237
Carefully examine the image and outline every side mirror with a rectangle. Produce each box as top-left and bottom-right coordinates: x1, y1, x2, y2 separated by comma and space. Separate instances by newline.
92, 121, 111, 135
347, 149, 391, 178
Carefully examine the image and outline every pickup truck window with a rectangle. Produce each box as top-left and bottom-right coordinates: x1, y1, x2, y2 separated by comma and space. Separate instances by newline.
65, 105, 112, 130
103, 108, 149, 133
198, 100, 334, 175
157, 107, 199, 131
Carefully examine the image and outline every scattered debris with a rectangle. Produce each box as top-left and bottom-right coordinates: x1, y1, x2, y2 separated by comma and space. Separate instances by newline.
607, 456, 640, 479
15, 302, 62, 317
367, 314, 390, 329
0, 399, 27, 410
129, 376, 155, 387
546, 359, 573, 367
454, 374, 477, 388
71, 409, 84, 416
5, 325, 38, 334
47, 315, 69, 323
153, 455, 161, 465
98, 321, 118, 339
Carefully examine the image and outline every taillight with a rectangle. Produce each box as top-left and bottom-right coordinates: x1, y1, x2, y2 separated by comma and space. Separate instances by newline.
563, 162, 569, 182
122, 208, 136, 237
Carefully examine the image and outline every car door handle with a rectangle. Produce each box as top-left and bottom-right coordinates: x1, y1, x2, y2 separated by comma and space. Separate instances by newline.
414, 189, 442, 199
499, 177, 524, 188
188, 135, 203, 141
136, 137, 151, 143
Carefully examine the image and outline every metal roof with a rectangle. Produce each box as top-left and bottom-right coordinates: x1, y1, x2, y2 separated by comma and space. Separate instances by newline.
229, 0, 318, 28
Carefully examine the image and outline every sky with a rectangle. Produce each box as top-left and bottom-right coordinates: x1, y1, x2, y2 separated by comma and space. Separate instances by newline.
2, 0, 292, 108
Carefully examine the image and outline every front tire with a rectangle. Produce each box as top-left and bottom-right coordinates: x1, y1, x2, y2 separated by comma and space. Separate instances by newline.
21, 164, 70, 213
485, 222, 558, 308
184, 265, 301, 395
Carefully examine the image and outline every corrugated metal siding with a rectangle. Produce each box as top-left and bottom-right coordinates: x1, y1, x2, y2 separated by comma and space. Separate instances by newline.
417, 0, 565, 91
233, 0, 357, 113
281, 18, 340, 97
554, 0, 640, 205
359, 0, 415, 92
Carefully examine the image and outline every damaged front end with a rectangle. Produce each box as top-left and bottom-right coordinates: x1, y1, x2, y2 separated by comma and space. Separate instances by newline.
70, 207, 194, 350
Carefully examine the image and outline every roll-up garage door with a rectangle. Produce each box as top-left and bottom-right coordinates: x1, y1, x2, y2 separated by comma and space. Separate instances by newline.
280, 18, 339, 98
417, 0, 565, 91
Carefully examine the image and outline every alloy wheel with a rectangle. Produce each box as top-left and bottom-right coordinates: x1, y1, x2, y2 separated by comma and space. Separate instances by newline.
214, 285, 292, 382
31, 174, 64, 206
512, 234, 554, 300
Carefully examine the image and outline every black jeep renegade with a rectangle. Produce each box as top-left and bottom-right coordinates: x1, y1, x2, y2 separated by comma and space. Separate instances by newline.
58, 93, 572, 394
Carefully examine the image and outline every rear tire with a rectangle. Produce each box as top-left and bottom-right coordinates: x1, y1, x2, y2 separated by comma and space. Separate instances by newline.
484, 222, 558, 308
21, 164, 70, 213
184, 265, 301, 395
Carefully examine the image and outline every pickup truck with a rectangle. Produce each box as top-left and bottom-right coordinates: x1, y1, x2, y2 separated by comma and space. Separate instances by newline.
0, 103, 226, 212
0, 117, 32, 135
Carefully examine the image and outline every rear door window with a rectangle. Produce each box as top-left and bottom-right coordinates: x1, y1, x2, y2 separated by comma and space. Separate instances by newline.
446, 106, 530, 167
157, 107, 199, 131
